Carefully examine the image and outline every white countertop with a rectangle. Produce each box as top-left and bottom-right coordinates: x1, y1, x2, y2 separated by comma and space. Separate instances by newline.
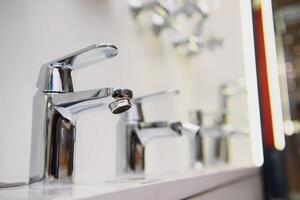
0, 166, 260, 200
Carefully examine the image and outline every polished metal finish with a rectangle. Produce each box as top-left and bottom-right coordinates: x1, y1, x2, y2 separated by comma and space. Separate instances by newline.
37, 44, 118, 93
128, 0, 222, 56
188, 111, 205, 163
218, 80, 247, 125
116, 89, 200, 174
189, 110, 230, 165
214, 81, 247, 164
29, 44, 133, 184
126, 89, 179, 122
189, 81, 247, 165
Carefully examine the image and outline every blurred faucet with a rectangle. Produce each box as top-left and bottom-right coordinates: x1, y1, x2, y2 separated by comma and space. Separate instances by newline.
128, 0, 222, 56
189, 110, 233, 166
189, 110, 204, 164
190, 80, 247, 165
218, 80, 247, 125
116, 89, 200, 174
213, 81, 247, 164
29, 44, 133, 184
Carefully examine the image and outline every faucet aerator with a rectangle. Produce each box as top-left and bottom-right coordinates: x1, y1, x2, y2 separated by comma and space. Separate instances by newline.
109, 99, 132, 114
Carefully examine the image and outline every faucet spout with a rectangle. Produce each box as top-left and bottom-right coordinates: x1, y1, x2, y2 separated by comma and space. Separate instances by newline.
135, 121, 201, 146
51, 88, 132, 123
118, 120, 199, 173
135, 121, 180, 145
170, 122, 201, 138
117, 121, 180, 173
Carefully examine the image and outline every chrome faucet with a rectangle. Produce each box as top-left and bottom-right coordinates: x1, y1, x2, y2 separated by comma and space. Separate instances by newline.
116, 89, 200, 174
214, 81, 248, 164
128, 0, 222, 56
29, 44, 133, 184
189, 109, 231, 166
189, 80, 247, 166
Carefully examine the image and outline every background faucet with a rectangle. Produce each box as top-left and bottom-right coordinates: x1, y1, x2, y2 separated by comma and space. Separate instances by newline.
128, 0, 222, 56
116, 89, 200, 175
189, 109, 233, 166
189, 80, 247, 166
29, 44, 133, 184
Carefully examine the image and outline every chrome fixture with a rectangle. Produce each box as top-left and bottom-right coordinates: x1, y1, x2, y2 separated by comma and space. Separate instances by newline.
213, 81, 248, 164
218, 80, 247, 125
128, 0, 222, 56
189, 110, 204, 163
189, 109, 233, 165
116, 89, 200, 174
29, 44, 133, 184
190, 80, 248, 165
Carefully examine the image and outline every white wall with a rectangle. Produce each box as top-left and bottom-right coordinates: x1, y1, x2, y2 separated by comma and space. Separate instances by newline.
0, 0, 249, 182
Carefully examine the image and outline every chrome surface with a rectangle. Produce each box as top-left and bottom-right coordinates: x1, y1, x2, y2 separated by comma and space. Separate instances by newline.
37, 44, 118, 93
128, 0, 222, 56
190, 81, 247, 166
189, 110, 204, 162
29, 44, 133, 184
218, 80, 247, 124
213, 81, 247, 164
116, 89, 200, 174
189, 110, 231, 165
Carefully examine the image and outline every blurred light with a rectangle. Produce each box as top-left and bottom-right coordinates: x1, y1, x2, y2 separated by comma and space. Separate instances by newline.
294, 121, 300, 134
240, 0, 264, 166
284, 120, 295, 136
261, 0, 286, 150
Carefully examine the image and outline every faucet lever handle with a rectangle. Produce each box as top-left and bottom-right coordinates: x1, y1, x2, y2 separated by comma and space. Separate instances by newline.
124, 89, 178, 122
133, 89, 179, 104
45, 44, 118, 70
37, 44, 118, 93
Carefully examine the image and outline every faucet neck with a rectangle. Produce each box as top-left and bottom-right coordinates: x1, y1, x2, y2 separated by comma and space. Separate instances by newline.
38, 63, 75, 93
124, 103, 145, 122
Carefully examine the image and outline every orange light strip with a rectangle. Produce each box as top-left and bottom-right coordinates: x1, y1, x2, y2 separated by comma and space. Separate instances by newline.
253, 0, 285, 150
